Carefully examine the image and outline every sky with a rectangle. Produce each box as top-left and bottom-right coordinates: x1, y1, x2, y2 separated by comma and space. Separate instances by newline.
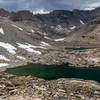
0, 0, 100, 13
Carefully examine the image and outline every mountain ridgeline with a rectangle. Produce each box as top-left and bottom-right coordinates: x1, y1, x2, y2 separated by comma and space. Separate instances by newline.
0, 8, 100, 26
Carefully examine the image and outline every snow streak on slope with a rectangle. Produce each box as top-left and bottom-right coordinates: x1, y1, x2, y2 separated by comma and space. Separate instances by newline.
80, 20, 85, 24
11, 24, 23, 31
54, 38, 65, 41
0, 55, 10, 61
17, 56, 26, 60
0, 63, 9, 67
70, 26, 76, 30
16, 43, 42, 55
41, 42, 50, 46
0, 42, 17, 54
0, 27, 5, 35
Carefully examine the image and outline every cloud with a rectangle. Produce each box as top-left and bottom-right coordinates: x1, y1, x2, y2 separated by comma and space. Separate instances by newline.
84, 1, 100, 11
87, 2, 100, 8
0, 0, 100, 11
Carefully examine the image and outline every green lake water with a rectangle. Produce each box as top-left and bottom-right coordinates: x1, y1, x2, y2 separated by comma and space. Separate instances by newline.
5, 64, 100, 82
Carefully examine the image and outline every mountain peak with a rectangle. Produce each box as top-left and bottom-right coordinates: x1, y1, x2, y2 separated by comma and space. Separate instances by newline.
0, 8, 10, 17
9, 10, 34, 21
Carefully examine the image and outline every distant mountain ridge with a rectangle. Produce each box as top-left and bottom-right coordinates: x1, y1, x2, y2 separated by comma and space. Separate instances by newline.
0, 7, 100, 28
0, 7, 100, 46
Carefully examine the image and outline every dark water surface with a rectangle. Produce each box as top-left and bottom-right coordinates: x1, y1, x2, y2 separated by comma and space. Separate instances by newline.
5, 64, 100, 82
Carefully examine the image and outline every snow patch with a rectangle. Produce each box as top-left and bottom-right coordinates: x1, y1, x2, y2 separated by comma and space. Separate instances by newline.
0, 63, 9, 67
80, 20, 85, 24
41, 42, 50, 46
26, 43, 45, 49
0, 27, 5, 35
17, 56, 26, 60
70, 26, 76, 30
0, 55, 10, 61
31, 29, 35, 33
37, 31, 46, 36
16, 43, 42, 55
17, 43, 45, 49
54, 38, 65, 42
44, 36, 51, 40
11, 24, 23, 31
0, 42, 17, 54
33, 8, 50, 15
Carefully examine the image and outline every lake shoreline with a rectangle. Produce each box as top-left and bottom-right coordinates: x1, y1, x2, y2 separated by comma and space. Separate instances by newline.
1, 60, 100, 73
5, 63, 100, 83
0, 62, 100, 99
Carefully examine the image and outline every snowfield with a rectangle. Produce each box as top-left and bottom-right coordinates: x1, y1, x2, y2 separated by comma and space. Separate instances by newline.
16, 43, 42, 55
0, 42, 17, 54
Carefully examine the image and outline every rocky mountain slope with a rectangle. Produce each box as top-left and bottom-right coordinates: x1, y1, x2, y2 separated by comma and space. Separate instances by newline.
7, 7, 100, 27
1, 7, 100, 33
64, 19, 100, 47
0, 7, 100, 100
0, 8, 100, 69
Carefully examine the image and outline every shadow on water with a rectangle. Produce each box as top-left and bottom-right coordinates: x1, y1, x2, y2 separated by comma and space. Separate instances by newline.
5, 63, 100, 82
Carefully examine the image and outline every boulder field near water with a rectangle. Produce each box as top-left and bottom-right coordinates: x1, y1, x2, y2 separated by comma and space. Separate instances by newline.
0, 73, 99, 100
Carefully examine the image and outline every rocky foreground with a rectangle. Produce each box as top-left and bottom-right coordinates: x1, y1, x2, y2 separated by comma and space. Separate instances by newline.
0, 72, 99, 100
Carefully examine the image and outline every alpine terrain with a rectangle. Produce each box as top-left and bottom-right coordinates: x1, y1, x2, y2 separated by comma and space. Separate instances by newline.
0, 8, 100, 100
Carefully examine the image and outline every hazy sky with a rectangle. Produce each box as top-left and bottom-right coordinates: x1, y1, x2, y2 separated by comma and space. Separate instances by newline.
0, 0, 100, 12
